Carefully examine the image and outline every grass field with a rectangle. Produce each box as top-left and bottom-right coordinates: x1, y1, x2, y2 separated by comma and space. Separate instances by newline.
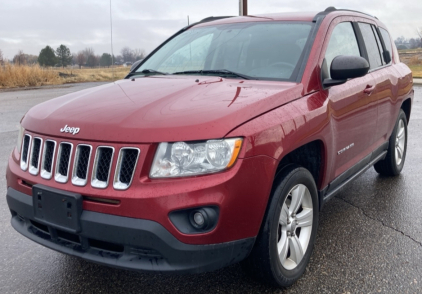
0, 64, 130, 89
409, 65, 422, 78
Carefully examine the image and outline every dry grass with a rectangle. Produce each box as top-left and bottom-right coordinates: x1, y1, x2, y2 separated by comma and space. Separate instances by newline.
0, 64, 130, 89
53, 67, 130, 83
408, 55, 422, 66
0, 63, 61, 88
409, 65, 422, 78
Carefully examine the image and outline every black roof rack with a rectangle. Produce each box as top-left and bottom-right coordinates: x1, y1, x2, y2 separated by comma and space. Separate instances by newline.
313, 6, 378, 22
199, 16, 234, 24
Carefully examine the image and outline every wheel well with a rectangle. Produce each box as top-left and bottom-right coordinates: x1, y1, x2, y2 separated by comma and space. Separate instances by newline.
276, 140, 324, 188
401, 98, 411, 124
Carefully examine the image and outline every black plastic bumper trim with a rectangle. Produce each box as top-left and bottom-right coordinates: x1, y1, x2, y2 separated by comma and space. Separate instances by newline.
7, 187, 255, 274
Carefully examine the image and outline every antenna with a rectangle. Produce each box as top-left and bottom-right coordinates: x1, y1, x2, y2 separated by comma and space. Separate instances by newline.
110, 0, 115, 80
188, 15, 189, 25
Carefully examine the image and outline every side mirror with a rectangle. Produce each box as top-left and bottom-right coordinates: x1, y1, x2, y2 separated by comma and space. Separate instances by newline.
323, 55, 369, 88
130, 59, 143, 72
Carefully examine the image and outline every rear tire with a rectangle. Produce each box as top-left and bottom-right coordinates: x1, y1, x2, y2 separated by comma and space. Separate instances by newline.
374, 109, 408, 176
242, 165, 319, 288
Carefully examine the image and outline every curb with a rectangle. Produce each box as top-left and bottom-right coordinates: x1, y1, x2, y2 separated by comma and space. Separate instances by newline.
414, 79, 422, 86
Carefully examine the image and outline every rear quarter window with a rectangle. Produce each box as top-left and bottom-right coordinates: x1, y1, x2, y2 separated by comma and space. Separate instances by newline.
379, 28, 393, 65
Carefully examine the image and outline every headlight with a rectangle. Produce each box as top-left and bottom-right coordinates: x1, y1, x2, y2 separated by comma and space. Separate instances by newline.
150, 138, 243, 178
16, 125, 24, 153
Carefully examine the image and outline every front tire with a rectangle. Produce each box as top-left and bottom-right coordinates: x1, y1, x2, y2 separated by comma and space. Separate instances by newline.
242, 165, 319, 288
374, 109, 408, 176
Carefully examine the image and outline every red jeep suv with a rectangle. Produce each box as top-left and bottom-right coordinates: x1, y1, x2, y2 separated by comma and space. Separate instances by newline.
6, 7, 413, 287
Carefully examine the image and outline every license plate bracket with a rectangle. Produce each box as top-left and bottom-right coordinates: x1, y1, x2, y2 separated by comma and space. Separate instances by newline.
33, 184, 83, 233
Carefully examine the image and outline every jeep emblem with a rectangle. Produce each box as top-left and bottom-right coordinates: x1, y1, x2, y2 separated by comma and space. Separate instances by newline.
60, 125, 80, 135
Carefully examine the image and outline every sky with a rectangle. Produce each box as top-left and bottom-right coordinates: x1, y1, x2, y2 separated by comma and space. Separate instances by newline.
0, 0, 420, 59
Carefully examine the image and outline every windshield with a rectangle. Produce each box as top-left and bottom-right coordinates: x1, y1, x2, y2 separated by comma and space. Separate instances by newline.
136, 21, 313, 81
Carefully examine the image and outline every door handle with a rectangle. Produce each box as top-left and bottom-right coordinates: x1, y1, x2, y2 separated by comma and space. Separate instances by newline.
363, 84, 375, 95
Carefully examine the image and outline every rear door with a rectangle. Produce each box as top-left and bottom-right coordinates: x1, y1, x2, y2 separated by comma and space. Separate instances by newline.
322, 21, 378, 179
356, 22, 397, 147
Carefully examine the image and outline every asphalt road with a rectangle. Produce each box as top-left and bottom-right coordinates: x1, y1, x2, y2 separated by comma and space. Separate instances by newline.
1, 82, 421, 294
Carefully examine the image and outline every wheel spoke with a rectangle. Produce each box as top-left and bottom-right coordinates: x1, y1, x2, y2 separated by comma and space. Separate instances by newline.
397, 128, 405, 140
290, 185, 305, 214
296, 208, 313, 228
279, 203, 289, 226
278, 234, 289, 262
288, 236, 304, 265
396, 145, 403, 160
397, 123, 404, 138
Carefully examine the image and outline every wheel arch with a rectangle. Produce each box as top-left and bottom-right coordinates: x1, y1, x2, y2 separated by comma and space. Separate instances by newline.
275, 140, 326, 192
401, 98, 411, 124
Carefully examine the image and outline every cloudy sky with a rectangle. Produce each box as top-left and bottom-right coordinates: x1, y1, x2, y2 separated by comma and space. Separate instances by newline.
0, 0, 420, 59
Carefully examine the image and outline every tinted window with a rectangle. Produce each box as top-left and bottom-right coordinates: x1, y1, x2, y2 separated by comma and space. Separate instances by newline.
137, 22, 312, 81
371, 26, 385, 65
358, 22, 383, 69
325, 22, 360, 78
380, 28, 392, 64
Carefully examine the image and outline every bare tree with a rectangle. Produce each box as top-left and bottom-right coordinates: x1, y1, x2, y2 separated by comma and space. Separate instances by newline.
82, 47, 95, 60
416, 27, 422, 48
24, 54, 38, 64
0, 49, 4, 65
13, 50, 26, 66
121, 47, 134, 63
76, 52, 86, 69
133, 48, 146, 61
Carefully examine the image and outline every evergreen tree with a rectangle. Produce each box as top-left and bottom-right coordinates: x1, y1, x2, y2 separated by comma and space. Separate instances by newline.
100, 53, 112, 67
56, 44, 72, 68
38, 46, 57, 67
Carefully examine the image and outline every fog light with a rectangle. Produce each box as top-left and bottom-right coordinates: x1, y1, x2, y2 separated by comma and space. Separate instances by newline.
193, 212, 205, 226
169, 206, 219, 234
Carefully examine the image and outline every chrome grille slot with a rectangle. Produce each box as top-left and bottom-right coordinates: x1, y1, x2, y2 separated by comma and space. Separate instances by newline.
41, 140, 56, 179
91, 146, 114, 188
29, 137, 43, 175
55, 142, 73, 183
20, 134, 32, 171
72, 144, 92, 186
113, 148, 140, 190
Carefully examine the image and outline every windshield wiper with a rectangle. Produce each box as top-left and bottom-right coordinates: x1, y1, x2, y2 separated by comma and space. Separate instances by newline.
173, 69, 251, 80
130, 69, 168, 76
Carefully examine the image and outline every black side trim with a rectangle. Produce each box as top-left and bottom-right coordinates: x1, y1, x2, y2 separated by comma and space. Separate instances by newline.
319, 141, 389, 208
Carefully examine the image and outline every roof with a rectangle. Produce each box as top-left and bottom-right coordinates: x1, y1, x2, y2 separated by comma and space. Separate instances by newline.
193, 7, 379, 28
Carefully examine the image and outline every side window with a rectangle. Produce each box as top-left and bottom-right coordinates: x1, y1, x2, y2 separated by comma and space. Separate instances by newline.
358, 22, 383, 69
325, 22, 360, 78
371, 25, 385, 65
379, 28, 392, 65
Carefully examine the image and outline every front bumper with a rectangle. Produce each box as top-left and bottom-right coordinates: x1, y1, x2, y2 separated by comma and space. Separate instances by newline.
7, 187, 255, 274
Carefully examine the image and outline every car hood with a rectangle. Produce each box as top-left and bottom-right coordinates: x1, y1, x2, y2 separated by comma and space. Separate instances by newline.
22, 76, 302, 143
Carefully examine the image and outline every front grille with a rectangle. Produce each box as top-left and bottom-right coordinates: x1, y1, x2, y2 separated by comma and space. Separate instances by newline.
72, 145, 92, 186
20, 134, 32, 171
113, 148, 140, 190
20, 133, 140, 190
54, 142, 73, 183
91, 147, 114, 188
41, 140, 56, 179
29, 137, 42, 175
